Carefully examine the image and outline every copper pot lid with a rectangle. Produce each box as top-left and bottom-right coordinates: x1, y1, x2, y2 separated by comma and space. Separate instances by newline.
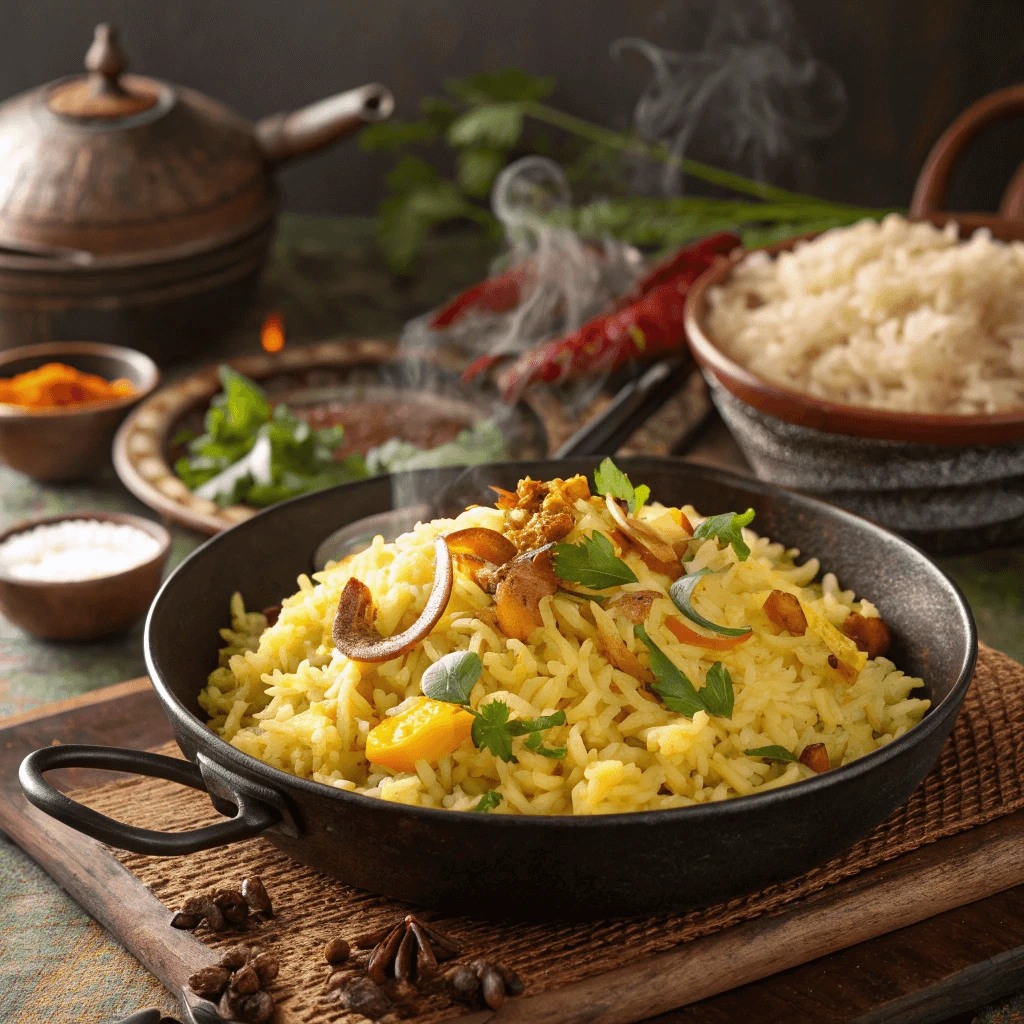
0, 24, 393, 268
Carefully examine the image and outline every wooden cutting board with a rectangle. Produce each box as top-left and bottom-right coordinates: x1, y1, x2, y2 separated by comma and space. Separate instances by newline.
3, 677, 1024, 1024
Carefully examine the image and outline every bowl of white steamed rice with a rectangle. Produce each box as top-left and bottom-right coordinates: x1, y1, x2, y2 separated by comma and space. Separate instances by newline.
684, 214, 1024, 551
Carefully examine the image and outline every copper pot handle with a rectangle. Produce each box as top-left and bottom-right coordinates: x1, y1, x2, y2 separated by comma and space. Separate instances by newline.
256, 83, 395, 167
910, 84, 1024, 219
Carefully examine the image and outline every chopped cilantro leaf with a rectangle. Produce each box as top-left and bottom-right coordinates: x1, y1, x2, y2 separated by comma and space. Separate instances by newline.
692, 508, 756, 560
525, 732, 568, 758
471, 700, 516, 762
634, 625, 705, 717
471, 791, 503, 812
593, 457, 650, 514
635, 626, 735, 720
554, 532, 638, 590
700, 662, 735, 719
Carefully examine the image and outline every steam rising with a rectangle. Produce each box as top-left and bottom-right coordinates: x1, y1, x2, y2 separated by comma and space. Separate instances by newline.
402, 156, 642, 396
615, 0, 846, 191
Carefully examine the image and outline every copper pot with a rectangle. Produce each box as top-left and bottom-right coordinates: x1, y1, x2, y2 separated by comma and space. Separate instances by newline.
0, 24, 394, 364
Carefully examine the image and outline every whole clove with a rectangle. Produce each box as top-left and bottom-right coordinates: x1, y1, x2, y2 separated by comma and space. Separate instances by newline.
447, 959, 525, 1009
337, 976, 391, 1019
241, 876, 273, 917
324, 937, 351, 965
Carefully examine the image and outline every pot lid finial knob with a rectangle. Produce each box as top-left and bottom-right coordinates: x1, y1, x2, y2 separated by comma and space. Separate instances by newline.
47, 22, 158, 119
85, 23, 128, 91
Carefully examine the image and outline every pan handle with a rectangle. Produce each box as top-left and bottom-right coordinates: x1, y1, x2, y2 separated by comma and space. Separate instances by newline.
19, 744, 280, 855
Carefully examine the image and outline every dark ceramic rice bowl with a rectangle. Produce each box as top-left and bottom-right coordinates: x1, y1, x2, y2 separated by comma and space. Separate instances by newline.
20, 458, 977, 918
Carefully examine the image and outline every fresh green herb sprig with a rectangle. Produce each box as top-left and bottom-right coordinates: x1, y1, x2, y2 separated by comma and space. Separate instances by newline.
670, 569, 752, 638
421, 650, 566, 762
360, 68, 901, 274
692, 508, 756, 561
553, 532, 638, 590
593, 457, 650, 515
174, 367, 368, 508
634, 625, 734, 719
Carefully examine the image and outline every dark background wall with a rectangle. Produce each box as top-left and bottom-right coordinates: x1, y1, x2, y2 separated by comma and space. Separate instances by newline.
1, 0, 1020, 217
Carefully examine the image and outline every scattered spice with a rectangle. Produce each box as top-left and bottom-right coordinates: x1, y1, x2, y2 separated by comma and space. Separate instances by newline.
356, 915, 461, 986
170, 876, 273, 933
260, 605, 282, 628
446, 959, 525, 1009
187, 945, 279, 1024
241, 875, 274, 918
324, 936, 351, 965
336, 976, 391, 1019
0, 361, 135, 409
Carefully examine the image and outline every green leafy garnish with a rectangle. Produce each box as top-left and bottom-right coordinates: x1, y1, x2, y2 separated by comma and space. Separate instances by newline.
700, 662, 735, 719
553, 532, 638, 590
471, 791, 503, 812
692, 508, 756, 560
174, 367, 369, 508
593, 457, 650, 515
634, 625, 734, 720
421, 651, 482, 704
670, 569, 752, 638
470, 701, 566, 763
525, 733, 568, 759
745, 746, 800, 764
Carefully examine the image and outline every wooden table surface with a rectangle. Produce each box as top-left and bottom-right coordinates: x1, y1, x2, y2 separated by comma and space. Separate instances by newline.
1, 214, 1023, 1024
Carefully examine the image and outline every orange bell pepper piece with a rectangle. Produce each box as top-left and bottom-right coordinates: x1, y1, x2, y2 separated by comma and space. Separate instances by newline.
365, 697, 475, 774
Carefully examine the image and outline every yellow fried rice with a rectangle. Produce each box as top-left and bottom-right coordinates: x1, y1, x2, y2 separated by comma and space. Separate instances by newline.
199, 479, 929, 815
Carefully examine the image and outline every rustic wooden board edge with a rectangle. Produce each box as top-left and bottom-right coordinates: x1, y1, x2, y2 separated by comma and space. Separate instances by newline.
0, 676, 151, 729
5, 678, 1024, 1024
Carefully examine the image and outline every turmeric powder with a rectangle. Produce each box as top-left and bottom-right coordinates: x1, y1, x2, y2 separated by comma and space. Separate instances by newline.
0, 362, 135, 409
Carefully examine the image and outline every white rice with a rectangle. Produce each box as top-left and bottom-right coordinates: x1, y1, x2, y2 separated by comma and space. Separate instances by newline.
707, 214, 1024, 415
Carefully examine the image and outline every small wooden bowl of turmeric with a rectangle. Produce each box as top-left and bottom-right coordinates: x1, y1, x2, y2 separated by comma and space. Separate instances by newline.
0, 342, 159, 481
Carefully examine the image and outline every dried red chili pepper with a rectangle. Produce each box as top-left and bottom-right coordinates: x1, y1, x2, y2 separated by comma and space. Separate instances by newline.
429, 263, 534, 329
463, 232, 740, 395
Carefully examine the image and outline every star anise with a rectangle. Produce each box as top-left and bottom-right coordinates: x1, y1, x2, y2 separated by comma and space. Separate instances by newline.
354, 915, 461, 986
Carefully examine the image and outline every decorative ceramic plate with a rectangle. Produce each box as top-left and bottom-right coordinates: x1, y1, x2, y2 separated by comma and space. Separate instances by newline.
112, 339, 558, 535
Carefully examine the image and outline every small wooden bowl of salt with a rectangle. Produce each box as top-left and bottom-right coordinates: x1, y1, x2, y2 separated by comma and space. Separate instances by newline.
0, 512, 171, 640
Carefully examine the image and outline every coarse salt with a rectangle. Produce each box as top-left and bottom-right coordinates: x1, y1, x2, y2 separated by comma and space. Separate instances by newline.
0, 519, 162, 582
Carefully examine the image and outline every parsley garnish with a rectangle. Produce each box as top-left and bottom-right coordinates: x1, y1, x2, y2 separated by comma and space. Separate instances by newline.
553, 532, 638, 590
471, 790, 503, 812
593, 457, 651, 515
745, 745, 799, 763
471, 701, 567, 762
692, 508, 756, 560
634, 625, 735, 719
669, 569, 752, 637
420, 653, 567, 763
421, 650, 482, 704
